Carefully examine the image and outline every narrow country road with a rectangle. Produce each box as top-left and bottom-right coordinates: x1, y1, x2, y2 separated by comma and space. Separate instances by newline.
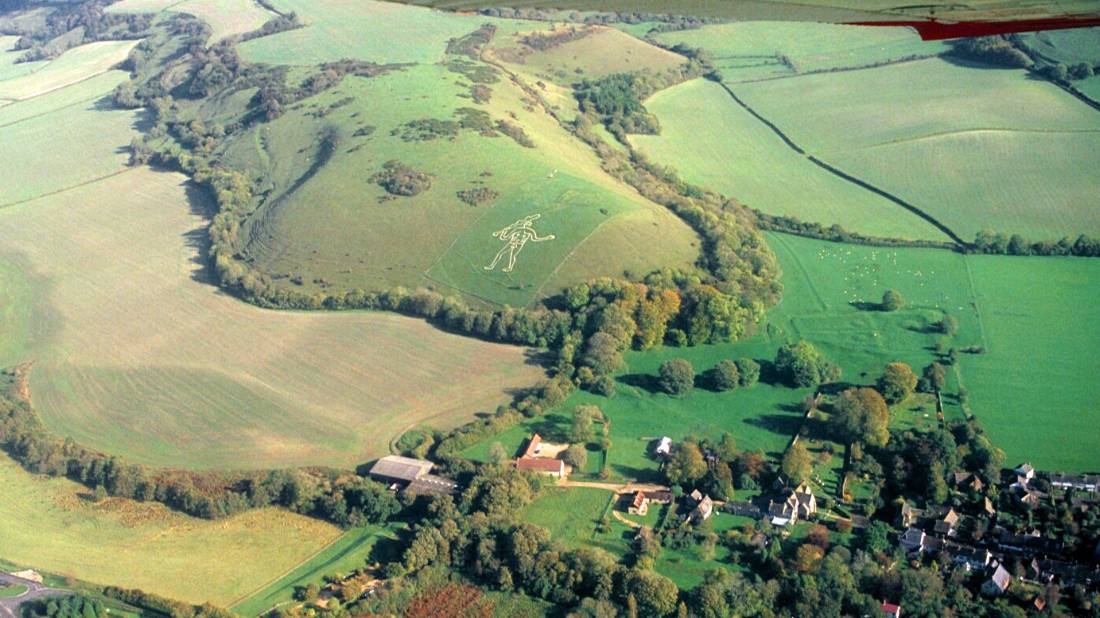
0, 572, 68, 618
556, 479, 670, 493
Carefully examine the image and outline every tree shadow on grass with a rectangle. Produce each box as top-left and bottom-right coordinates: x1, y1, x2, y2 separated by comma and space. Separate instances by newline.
743, 413, 803, 439
619, 373, 660, 394
849, 300, 883, 312
611, 462, 661, 484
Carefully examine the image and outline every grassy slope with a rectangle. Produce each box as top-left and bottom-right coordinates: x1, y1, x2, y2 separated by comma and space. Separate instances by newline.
0, 168, 544, 470
736, 58, 1100, 239
1018, 26, 1100, 66
495, 25, 685, 85
631, 78, 947, 241
0, 454, 342, 606
108, 0, 275, 42
224, 2, 699, 307
654, 21, 947, 83
230, 524, 404, 617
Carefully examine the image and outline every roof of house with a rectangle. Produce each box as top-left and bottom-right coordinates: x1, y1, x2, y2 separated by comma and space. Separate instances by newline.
516, 457, 563, 473
1016, 463, 1035, 475
882, 601, 901, 613
631, 491, 647, 508
523, 433, 542, 458
369, 455, 434, 482
989, 565, 1012, 591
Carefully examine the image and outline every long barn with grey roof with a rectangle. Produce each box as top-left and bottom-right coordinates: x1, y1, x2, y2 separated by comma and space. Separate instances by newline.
369, 455, 434, 485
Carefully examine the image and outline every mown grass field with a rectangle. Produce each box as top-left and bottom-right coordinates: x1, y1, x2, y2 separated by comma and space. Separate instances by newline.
0, 454, 342, 606
0, 168, 544, 470
654, 21, 946, 82
230, 523, 404, 617
735, 58, 1100, 240
228, 60, 697, 307
632, 78, 949, 241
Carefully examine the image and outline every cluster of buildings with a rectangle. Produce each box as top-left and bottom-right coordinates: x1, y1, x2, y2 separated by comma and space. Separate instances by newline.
895, 462, 1100, 597
515, 433, 568, 478
368, 455, 458, 496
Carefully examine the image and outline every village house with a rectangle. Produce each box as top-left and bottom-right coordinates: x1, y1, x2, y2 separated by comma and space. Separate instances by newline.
768, 481, 817, 526
1015, 463, 1035, 480
932, 507, 961, 537
947, 543, 993, 571
898, 501, 922, 529
953, 471, 983, 492
692, 494, 715, 523
982, 564, 1012, 596
627, 491, 649, 516
881, 601, 902, 618
644, 490, 673, 504
523, 433, 544, 458
899, 527, 942, 557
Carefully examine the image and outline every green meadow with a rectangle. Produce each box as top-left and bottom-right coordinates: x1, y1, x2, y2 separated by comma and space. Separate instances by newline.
734, 58, 1100, 240
632, 78, 948, 241
655, 21, 946, 82
467, 232, 1100, 475
227, 61, 697, 307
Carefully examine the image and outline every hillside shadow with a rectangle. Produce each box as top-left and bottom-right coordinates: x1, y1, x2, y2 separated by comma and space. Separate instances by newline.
180, 180, 225, 289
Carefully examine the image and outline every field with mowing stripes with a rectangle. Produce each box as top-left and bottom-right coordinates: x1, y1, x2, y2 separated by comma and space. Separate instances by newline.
0, 454, 342, 606
0, 168, 544, 470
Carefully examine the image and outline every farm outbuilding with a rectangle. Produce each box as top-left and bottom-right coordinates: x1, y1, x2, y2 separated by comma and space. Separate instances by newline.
369, 455, 434, 486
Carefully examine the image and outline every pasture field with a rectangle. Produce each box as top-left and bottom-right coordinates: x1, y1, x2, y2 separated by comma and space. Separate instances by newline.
960, 256, 1100, 472
631, 78, 949, 241
0, 167, 545, 470
1018, 26, 1100, 66
229, 62, 697, 307
831, 130, 1100, 241
238, 0, 538, 65
0, 454, 343, 606
1079, 75, 1100, 102
0, 35, 46, 82
522, 488, 616, 551
735, 58, 1100, 239
468, 232, 1100, 476
0, 97, 138, 207
397, 0, 1100, 23
108, 0, 275, 41
654, 21, 946, 82
0, 39, 138, 101
230, 524, 404, 617
493, 25, 686, 85
0, 70, 128, 127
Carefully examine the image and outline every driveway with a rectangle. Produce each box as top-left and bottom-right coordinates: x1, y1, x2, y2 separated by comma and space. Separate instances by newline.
0, 572, 68, 618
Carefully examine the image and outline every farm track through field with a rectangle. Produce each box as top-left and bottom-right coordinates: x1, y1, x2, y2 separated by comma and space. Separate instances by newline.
713, 79, 969, 247
0, 167, 136, 210
858, 125, 1100, 149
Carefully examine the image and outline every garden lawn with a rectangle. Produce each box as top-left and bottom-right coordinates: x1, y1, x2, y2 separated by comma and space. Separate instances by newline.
522, 488, 616, 551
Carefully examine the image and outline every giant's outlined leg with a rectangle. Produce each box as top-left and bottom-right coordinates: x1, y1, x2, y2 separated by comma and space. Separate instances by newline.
485, 244, 510, 270
503, 243, 521, 272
